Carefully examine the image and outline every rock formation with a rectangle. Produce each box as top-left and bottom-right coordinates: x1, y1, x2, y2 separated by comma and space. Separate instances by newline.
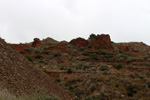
32, 38, 41, 48
69, 37, 89, 47
89, 34, 114, 51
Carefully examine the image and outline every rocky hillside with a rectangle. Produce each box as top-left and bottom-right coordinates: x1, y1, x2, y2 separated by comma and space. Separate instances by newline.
10, 34, 150, 100
0, 38, 72, 100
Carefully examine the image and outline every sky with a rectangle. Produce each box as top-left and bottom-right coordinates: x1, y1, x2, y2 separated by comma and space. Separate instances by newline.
0, 0, 150, 44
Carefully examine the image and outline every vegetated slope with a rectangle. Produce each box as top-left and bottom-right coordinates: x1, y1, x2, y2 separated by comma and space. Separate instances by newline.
10, 34, 150, 99
0, 38, 72, 100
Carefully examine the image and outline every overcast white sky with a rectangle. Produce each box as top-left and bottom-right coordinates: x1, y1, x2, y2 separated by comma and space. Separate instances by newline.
0, 0, 150, 44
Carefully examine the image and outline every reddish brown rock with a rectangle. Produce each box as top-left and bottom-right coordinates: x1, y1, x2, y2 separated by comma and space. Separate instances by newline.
89, 34, 114, 51
32, 38, 41, 48
130, 45, 138, 52
69, 37, 89, 47
11, 44, 31, 51
118, 45, 129, 52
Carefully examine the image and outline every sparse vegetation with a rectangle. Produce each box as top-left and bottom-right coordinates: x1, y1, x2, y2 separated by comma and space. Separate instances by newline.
9, 35, 150, 100
113, 63, 123, 69
0, 88, 60, 100
25, 56, 33, 62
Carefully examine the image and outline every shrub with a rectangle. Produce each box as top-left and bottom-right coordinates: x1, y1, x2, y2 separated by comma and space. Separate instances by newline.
87, 45, 92, 48
39, 60, 45, 63
100, 65, 109, 71
20, 51, 24, 53
43, 50, 50, 55
54, 53, 61, 57
55, 78, 61, 83
67, 68, 72, 74
89, 33, 96, 40
25, 56, 33, 62
90, 53, 99, 60
35, 50, 40, 53
127, 85, 138, 97
83, 50, 108, 56
78, 47, 85, 51
24, 48, 32, 53
35, 55, 43, 59
102, 53, 114, 60
147, 82, 150, 88
113, 63, 123, 69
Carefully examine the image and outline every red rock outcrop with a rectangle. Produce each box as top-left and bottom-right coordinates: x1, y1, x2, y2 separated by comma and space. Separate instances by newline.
69, 37, 89, 47
89, 34, 114, 51
32, 38, 41, 48
118, 45, 129, 52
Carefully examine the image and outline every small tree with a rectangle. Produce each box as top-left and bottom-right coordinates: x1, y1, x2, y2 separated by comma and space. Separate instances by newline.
88, 33, 96, 40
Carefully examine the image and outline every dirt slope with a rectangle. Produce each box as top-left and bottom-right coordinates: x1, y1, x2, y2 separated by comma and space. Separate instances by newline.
0, 38, 72, 100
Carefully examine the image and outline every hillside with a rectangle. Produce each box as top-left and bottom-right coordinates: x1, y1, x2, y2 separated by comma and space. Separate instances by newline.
10, 34, 150, 100
0, 37, 72, 100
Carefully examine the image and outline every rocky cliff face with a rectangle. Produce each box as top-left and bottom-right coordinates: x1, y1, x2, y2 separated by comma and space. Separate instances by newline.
89, 34, 114, 51
32, 38, 41, 48
69, 34, 114, 51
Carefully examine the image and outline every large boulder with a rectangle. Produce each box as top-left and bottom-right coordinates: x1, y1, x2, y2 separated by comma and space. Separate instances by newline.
32, 38, 41, 48
69, 37, 89, 47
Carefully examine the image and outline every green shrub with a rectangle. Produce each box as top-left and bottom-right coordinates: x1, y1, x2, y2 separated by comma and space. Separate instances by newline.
102, 53, 114, 60
49, 45, 55, 49
90, 53, 99, 60
20, 51, 24, 53
35, 55, 43, 59
87, 45, 92, 48
39, 60, 44, 63
89, 33, 96, 40
113, 63, 123, 69
127, 85, 138, 97
25, 56, 33, 62
35, 50, 40, 53
78, 47, 85, 51
43, 50, 50, 55
82, 50, 100, 60
67, 68, 72, 74
24, 48, 32, 53
82, 50, 108, 56
54, 53, 61, 57
100, 65, 109, 71
55, 78, 61, 83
